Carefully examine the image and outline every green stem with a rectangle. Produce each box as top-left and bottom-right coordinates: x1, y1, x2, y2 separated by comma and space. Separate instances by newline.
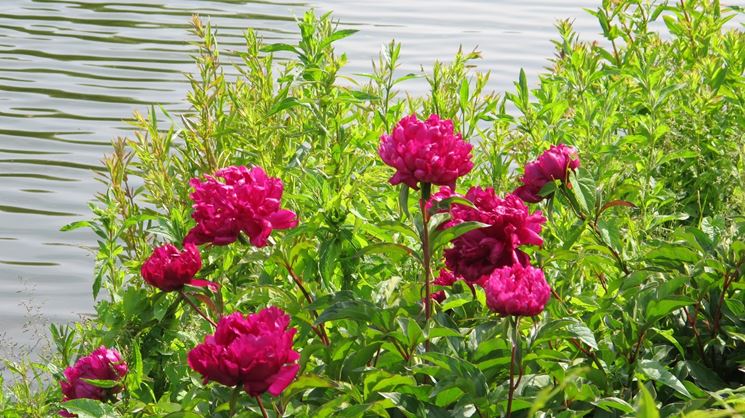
506, 316, 521, 418
420, 182, 433, 351
256, 395, 269, 418
229, 387, 241, 417
558, 186, 629, 275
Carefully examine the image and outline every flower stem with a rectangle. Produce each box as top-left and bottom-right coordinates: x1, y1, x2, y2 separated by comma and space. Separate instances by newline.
506, 316, 521, 418
178, 290, 217, 328
256, 395, 269, 418
420, 182, 433, 351
229, 387, 241, 416
282, 261, 330, 346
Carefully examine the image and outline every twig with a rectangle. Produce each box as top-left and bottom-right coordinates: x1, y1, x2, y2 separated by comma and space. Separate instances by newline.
179, 290, 217, 327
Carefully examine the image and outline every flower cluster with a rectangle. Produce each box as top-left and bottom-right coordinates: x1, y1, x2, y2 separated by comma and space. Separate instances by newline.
59, 346, 128, 416
443, 187, 546, 285
188, 307, 300, 397
186, 166, 298, 247
405, 126, 565, 317
141, 243, 202, 292
378, 114, 473, 190
514, 144, 580, 203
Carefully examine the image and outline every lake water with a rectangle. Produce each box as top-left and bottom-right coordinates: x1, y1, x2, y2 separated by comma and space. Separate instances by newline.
0, 0, 641, 350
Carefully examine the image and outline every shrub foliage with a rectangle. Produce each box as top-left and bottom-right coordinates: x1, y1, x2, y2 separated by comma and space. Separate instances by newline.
2, 1, 745, 417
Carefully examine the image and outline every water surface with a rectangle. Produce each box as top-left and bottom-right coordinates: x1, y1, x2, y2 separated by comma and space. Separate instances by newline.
0, 0, 615, 349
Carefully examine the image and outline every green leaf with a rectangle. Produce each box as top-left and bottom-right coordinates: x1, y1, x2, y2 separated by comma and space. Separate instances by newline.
353, 242, 420, 264
260, 42, 298, 54
685, 361, 727, 391
396, 317, 424, 347
283, 374, 337, 400
315, 298, 379, 326
596, 397, 635, 414
635, 383, 660, 418
645, 296, 694, 322
427, 195, 476, 217
399, 185, 411, 220
60, 220, 91, 232
162, 413, 203, 418
651, 327, 685, 358
459, 78, 469, 110
80, 378, 121, 389
60, 398, 118, 418
645, 245, 699, 265
568, 169, 596, 214
565, 319, 599, 350
430, 221, 489, 252
440, 294, 472, 311
371, 375, 417, 393
269, 97, 302, 115
639, 359, 691, 398
535, 318, 599, 350
320, 29, 359, 48
319, 238, 341, 285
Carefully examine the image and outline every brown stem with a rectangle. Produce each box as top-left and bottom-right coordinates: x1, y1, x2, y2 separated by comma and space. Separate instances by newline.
570, 338, 607, 380
713, 258, 741, 335
179, 290, 217, 328
685, 306, 708, 365
629, 328, 648, 364
550, 288, 573, 314
256, 396, 269, 418
679, 0, 696, 51
283, 261, 329, 346
284, 261, 314, 306
389, 338, 410, 362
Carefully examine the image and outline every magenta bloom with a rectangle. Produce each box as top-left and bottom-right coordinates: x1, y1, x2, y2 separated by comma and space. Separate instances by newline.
444, 187, 546, 285
378, 114, 473, 190
141, 243, 202, 292
187, 307, 300, 397
59, 346, 128, 414
434, 268, 458, 286
431, 290, 447, 303
515, 144, 580, 203
186, 166, 298, 247
425, 186, 460, 215
484, 263, 551, 316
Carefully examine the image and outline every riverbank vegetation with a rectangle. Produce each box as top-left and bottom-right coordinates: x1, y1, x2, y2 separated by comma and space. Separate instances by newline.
2, 0, 744, 416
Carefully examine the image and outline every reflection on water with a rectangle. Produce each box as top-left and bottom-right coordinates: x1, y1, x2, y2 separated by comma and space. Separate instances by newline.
0, 0, 605, 347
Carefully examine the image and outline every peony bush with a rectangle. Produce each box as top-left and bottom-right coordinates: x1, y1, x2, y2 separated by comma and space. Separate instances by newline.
1, 2, 744, 417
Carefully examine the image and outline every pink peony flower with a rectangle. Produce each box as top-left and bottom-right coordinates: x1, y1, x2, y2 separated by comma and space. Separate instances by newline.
378, 114, 473, 190
434, 268, 458, 286
186, 166, 298, 247
141, 243, 202, 292
59, 346, 128, 415
187, 307, 300, 397
431, 290, 447, 303
514, 144, 580, 203
484, 263, 551, 316
444, 187, 546, 285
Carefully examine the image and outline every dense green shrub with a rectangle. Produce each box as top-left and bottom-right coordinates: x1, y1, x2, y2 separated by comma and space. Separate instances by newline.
2, 1, 744, 416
